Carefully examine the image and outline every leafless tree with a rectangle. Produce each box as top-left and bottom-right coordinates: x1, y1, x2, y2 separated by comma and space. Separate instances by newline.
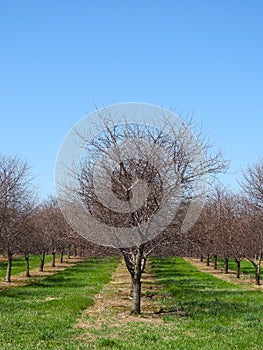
243, 205, 263, 285
59, 114, 227, 314
241, 159, 263, 210
188, 202, 217, 266
241, 159, 263, 284
0, 154, 37, 282
17, 215, 38, 277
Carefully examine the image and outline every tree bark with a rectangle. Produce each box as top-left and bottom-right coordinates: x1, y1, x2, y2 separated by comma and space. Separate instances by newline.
52, 250, 56, 267
80, 245, 84, 257
131, 276, 141, 314
121, 244, 146, 315
256, 262, 261, 285
206, 254, 210, 266
214, 255, 218, 269
74, 245, 77, 257
248, 255, 261, 285
25, 253, 30, 277
5, 250, 13, 282
224, 257, 229, 274
39, 252, 46, 272
60, 249, 64, 263
131, 245, 146, 314
236, 260, 241, 278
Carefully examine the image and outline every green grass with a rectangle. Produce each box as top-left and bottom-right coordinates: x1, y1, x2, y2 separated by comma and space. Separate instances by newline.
0, 255, 52, 279
77, 257, 263, 350
150, 257, 263, 349
0, 257, 119, 350
1, 256, 263, 349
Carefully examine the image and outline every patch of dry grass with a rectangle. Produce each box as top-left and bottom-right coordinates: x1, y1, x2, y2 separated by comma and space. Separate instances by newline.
76, 260, 163, 342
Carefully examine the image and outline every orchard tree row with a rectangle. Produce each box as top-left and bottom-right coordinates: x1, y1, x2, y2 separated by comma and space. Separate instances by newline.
187, 159, 263, 285
0, 154, 115, 282
1, 152, 263, 287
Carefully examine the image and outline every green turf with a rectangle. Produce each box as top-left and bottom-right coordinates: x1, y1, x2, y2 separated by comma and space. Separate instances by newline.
0, 255, 52, 280
1, 256, 262, 349
76, 257, 263, 350
0, 257, 119, 350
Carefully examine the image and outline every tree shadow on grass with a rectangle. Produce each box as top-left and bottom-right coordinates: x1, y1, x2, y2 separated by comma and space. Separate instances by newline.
151, 257, 263, 324
0, 259, 114, 301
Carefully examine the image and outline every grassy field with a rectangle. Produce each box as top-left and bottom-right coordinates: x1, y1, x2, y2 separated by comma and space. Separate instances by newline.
150, 257, 263, 349
0, 255, 53, 279
0, 257, 119, 350
0, 256, 263, 349
75, 257, 263, 350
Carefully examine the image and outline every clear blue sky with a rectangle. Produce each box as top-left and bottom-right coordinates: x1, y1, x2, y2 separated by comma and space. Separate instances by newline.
1, 0, 263, 199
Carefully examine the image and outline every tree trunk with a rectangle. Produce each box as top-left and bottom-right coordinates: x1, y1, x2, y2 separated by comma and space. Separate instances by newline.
131, 244, 146, 314
214, 255, 218, 269
248, 255, 261, 285
60, 249, 64, 263
131, 276, 141, 314
74, 245, 77, 257
121, 244, 146, 315
206, 254, 210, 266
256, 262, 261, 285
39, 252, 46, 272
68, 244, 71, 259
52, 250, 56, 267
25, 253, 30, 277
5, 250, 13, 282
80, 245, 84, 257
224, 257, 229, 274
200, 254, 203, 262
236, 260, 241, 278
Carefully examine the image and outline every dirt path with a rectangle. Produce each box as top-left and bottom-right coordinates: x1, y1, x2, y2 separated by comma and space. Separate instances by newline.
185, 257, 263, 291
0, 257, 85, 290
76, 260, 163, 341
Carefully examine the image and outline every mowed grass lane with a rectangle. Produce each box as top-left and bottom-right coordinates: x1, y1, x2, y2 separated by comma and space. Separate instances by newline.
0, 257, 119, 350
1, 256, 263, 350
151, 257, 263, 350
79, 257, 263, 350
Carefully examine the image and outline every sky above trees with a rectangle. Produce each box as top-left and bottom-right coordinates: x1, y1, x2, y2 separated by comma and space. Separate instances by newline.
0, 0, 263, 198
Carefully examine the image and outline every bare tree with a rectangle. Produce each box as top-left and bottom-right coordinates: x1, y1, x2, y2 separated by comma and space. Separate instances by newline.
241, 159, 263, 210
241, 159, 263, 284
58, 112, 227, 314
18, 215, 38, 277
0, 155, 37, 282
31, 208, 51, 272
243, 206, 263, 285
188, 201, 217, 266
225, 195, 248, 278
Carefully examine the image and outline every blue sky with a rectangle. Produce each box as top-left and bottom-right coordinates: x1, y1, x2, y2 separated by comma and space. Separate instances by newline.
1, 0, 263, 199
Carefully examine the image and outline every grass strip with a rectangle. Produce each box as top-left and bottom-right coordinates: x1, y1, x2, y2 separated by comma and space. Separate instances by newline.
75, 257, 263, 350
0, 256, 119, 350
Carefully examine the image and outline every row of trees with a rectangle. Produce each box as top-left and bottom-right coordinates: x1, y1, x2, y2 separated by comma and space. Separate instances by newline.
0, 155, 115, 282
187, 160, 263, 285
1, 117, 263, 314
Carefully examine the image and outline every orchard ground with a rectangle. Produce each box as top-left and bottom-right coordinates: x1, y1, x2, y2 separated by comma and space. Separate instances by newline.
0, 256, 263, 349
